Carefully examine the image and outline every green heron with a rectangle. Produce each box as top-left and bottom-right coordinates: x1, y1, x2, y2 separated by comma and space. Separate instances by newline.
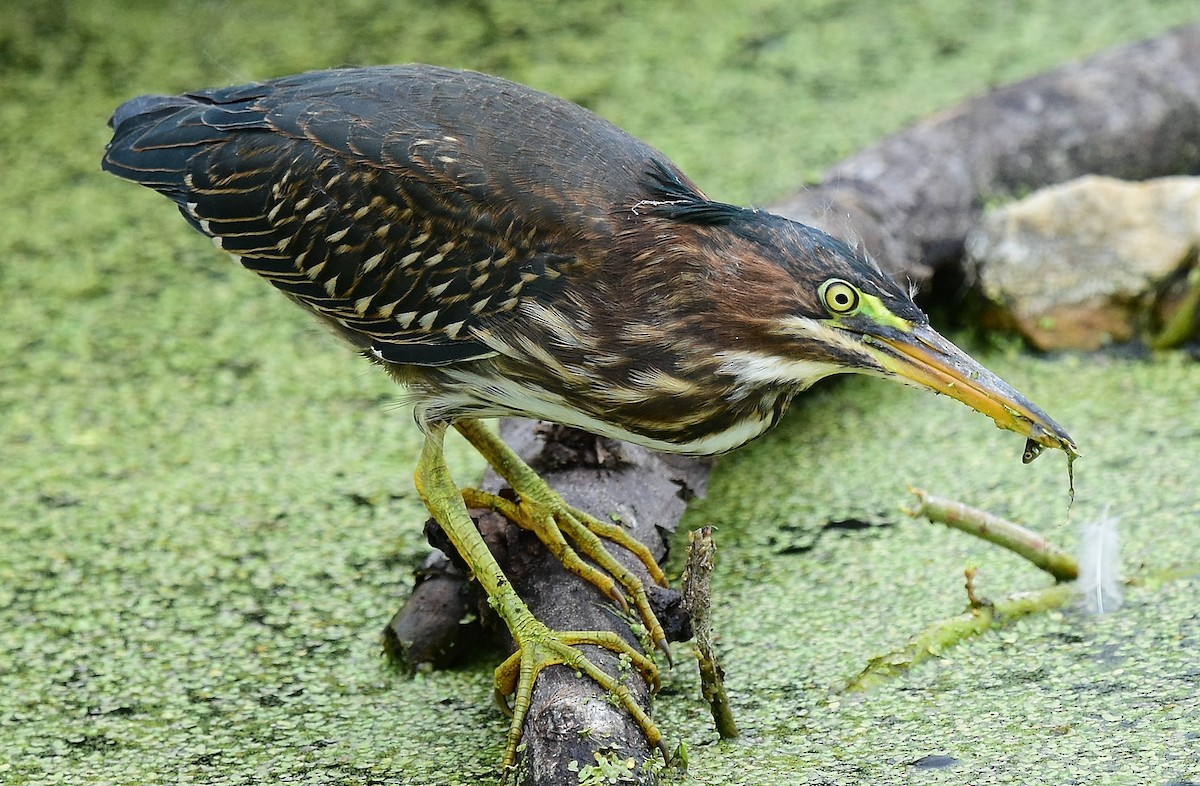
103, 65, 1077, 770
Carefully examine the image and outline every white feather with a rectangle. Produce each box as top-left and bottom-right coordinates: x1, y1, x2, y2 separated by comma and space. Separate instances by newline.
1076, 510, 1123, 615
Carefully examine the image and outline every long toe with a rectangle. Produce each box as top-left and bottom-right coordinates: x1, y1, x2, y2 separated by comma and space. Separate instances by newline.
495, 622, 667, 772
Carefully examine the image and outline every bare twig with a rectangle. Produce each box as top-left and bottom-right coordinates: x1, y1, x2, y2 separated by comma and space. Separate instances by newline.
906, 487, 1079, 581
843, 582, 1076, 693
962, 565, 985, 610
680, 527, 739, 740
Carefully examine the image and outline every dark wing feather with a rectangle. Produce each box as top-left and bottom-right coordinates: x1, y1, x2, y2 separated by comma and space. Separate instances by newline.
102, 65, 689, 367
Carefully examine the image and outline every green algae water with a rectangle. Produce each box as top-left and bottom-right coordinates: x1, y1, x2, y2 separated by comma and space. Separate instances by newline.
2, 2, 1198, 783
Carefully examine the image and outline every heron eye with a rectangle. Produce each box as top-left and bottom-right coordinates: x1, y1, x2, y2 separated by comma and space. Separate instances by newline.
820, 279, 861, 315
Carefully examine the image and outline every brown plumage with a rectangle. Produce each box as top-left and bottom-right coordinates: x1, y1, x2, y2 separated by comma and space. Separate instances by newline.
102, 64, 929, 456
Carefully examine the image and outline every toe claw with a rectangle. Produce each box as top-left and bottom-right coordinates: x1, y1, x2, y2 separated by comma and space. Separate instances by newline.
655, 634, 673, 669
607, 586, 630, 613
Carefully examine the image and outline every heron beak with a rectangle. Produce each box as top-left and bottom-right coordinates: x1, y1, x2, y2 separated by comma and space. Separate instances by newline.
864, 323, 1079, 460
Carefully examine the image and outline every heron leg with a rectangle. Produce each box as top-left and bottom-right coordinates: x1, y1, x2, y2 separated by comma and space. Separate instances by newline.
414, 423, 667, 772
453, 418, 670, 656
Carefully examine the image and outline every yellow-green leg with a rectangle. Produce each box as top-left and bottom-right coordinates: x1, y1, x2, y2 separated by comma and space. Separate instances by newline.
414, 422, 668, 772
453, 418, 670, 656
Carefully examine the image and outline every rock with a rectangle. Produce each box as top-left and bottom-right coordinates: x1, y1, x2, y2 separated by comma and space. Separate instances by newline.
966, 175, 1200, 351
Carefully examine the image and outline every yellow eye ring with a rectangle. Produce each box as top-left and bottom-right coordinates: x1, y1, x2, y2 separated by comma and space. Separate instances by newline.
820, 279, 861, 315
